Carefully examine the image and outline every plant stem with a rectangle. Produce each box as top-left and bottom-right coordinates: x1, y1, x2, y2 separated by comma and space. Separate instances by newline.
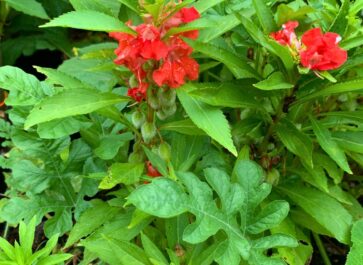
313, 232, 332, 265
3, 223, 8, 239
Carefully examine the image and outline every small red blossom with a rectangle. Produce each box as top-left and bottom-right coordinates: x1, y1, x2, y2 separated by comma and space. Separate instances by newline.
270, 21, 299, 47
163, 7, 200, 39
300, 28, 347, 71
127, 82, 148, 102
146, 161, 162, 177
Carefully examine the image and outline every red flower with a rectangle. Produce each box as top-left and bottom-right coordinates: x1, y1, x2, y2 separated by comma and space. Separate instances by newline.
270, 21, 299, 47
135, 24, 169, 60
146, 161, 162, 177
128, 82, 149, 102
153, 38, 199, 88
163, 7, 200, 39
300, 28, 347, 71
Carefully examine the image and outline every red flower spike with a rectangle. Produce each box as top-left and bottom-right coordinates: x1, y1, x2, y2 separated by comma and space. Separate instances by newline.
270, 21, 299, 47
300, 28, 347, 71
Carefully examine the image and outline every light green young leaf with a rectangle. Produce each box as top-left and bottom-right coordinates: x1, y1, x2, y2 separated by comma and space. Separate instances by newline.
99, 163, 144, 189
40, 11, 135, 34
346, 220, 363, 265
4, 0, 49, 19
310, 117, 352, 173
118, 0, 140, 13
253, 72, 294, 90
194, 0, 224, 13
24, 88, 129, 129
177, 88, 237, 156
19, 217, 36, 260
276, 118, 313, 168
70, 0, 121, 17
160, 119, 205, 136
36, 254, 73, 265
279, 185, 353, 244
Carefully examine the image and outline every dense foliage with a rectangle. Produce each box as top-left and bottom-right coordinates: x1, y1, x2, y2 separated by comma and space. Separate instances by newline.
0, 0, 363, 264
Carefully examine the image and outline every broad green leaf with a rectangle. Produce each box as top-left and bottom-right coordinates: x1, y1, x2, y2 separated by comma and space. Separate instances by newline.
310, 117, 352, 173
99, 163, 144, 189
253, 72, 294, 90
4, 0, 49, 19
0, 66, 53, 106
185, 39, 260, 80
128, 178, 188, 218
43, 209, 73, 238
94, 133, 133, 160
252, 0, 277, 33
252, 234, 298, 249
141, 233, 169, 265
177, 88, 237, 156
37, 117, 92, 139
346, 220, 363, 265
65, 200, 121, 248
24, 88, 129, 129
279, 185, 353, 244
40, 11, 135, 34
276, 118, 313, 168
70, 0, 121, 17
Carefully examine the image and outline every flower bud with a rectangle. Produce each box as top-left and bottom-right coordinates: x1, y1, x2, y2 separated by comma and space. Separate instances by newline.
162, 104, 177, 117
158, 142, 171, 162
131, 111, 146, 129
129, 74, 138, 88
148, 93, 159, 110
128, 150, 145, 163
156, 109, 168, 120
141, 122, 157, 143
158, 88, 176, 107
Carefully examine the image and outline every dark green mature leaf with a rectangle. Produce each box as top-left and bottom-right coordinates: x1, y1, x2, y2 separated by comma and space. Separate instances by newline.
185, 39, 260, 80
332, 131, 363, 154
276, 118, 313, 168
40, 10, 135, 33
177, 88, 237, 156
24, 88, 129, 129
4, 0, 49, 19
279, 185, 353, 244
346, 220, 363, 265
310, 117, 352, 173
0, 66, 53, 106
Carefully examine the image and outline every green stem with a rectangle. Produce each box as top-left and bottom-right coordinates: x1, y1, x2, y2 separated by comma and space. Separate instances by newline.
313, 232, 332, 265
3, 223, 8, 239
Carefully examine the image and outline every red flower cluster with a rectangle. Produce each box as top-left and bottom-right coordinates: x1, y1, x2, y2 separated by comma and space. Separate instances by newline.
144, 161, 162, 184
270, 21, 347, 71
110, 6, 200, 102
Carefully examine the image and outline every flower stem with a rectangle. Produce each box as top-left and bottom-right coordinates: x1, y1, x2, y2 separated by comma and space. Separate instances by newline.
313, 232, 332, 265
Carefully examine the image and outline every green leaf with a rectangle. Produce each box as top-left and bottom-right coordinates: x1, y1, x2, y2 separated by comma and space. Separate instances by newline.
99, 163, 144, 189
332, 131, 363, 154
0, 66, 53, 106
43, 209, 73, 238
0, 237, 15, 260
276, 118, 313, 168
40, 11, 135, 34
252, 234, 298, 249
142, 146, 169, 177
194, 0, 224, 13
346, 220, 363, 265
127, 178, 188, 218
159, 119, 205, 136
252, 0, 277, 33
247, 201, 290, 234
4, 0, 49, 19
70, 0, 121, 17
118, 0, 140, 13
36, 254, 73, 265
310, 117, 352, 173
24, 88, 129, 129
94, 133, 133, 160
279, 185, 353, 244
340, 35, 363, 50
328, 0, 349, 36
141, 233, 169, 265
19, 217, 36, 260
185, 39, 260, 80
37, 117, 92, 139
65, 200, 121, 248
253, 72, 294, 90
199, 14, 241, 42
177, 88, 237, 156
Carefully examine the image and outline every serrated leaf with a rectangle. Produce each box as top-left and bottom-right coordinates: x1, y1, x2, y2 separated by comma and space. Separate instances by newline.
310, 117, 352, 173
40, 10, 135, 34
24, 88, 129, 129
276, 118, 313, 168
177, 88, 237, 156
4, 0, 49, 19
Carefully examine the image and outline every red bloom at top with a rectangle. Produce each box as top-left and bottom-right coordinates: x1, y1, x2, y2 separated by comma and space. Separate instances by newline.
270, 21, 299, 47
163, 7, 200, 39
136, 24, 169, 60
153, 37, 199, 88
300, 28, 347, 71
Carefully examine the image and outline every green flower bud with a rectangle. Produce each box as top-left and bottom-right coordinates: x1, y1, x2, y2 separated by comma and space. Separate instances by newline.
158, 142, 171, 162
141, 122, 157, 143
128, 149, 145, 163
158, 88, 176, 107
162, 104, 177, 117
148, 93, 159, 110
156, 109, 168, 120
131, 111, 146, 129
